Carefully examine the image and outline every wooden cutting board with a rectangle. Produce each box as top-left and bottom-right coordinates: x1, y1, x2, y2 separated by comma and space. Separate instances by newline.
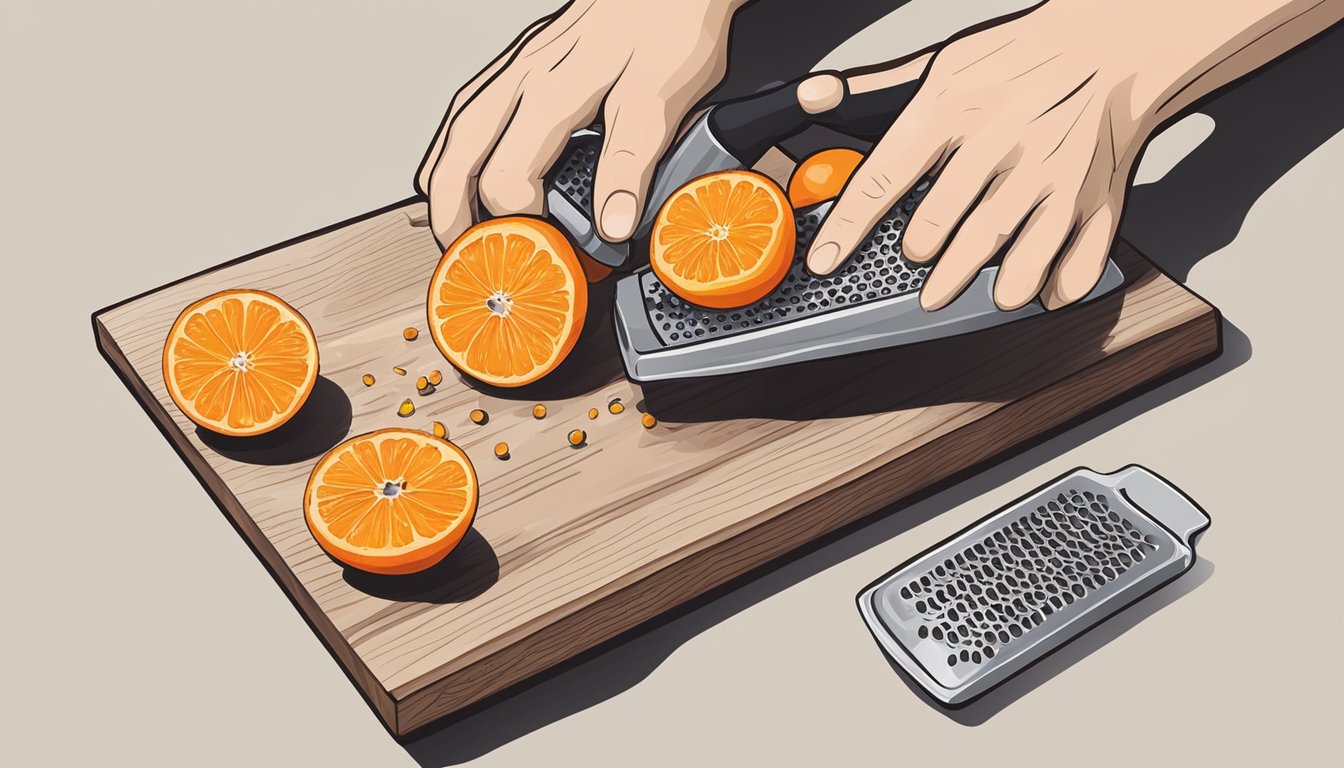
94, 169, 1220, 737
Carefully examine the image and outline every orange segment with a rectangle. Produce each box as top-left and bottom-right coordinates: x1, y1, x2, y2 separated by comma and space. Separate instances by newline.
304, 428, 478, 575
787, 148, 864, 208
427, 217, 588, 387
162, 289, 318, 437
650, 170, 795, 310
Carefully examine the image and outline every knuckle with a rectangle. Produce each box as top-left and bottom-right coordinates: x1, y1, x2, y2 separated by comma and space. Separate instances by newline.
477, 169, 538, 214
854, 171, 893, 201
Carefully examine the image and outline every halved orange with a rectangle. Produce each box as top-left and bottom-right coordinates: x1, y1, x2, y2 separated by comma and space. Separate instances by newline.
304, 428, 478, 575
788, 147, 864, 208
427, 216, 588, 387
162, 289, 318, 437
575, 250, 614, 283
650, 170, 795, 310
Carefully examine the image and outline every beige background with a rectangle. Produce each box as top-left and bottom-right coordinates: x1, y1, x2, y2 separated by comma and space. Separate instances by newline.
3, 0, 1341, 765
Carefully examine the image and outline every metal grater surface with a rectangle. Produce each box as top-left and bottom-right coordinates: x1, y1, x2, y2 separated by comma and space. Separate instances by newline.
640, 181, 932, 347
858, 466, 1209, 706
552, 140, 598, 212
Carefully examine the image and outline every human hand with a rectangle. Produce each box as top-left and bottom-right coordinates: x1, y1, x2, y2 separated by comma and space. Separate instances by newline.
416, 0, 747, 250
808, 0, 1343, 311
805, 2, 1155, 311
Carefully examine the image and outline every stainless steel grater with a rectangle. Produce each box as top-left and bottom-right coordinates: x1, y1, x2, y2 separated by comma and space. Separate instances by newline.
611, 189, 1125, 382
544, 127, 626, 268
857, 465, 1210, 707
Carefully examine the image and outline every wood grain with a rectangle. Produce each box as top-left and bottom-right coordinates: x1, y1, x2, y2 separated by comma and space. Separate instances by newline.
94, 193, 1219, 737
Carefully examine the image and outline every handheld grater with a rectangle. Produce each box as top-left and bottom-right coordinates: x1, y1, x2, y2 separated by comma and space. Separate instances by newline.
540, 69, 1126, 381
857, 465, 1209, 707
611, 194, 1124, 381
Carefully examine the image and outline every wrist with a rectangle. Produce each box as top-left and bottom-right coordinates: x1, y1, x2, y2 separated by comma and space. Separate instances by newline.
1032, 0, 1206, 145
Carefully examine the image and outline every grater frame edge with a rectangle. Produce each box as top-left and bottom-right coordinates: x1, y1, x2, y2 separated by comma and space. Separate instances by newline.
856, 465, 1208, 707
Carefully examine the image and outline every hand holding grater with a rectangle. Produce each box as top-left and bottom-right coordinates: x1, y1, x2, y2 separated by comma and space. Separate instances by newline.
544, 69, 925, 270
857, 465, 1210, 707
544, 68, 1126, 381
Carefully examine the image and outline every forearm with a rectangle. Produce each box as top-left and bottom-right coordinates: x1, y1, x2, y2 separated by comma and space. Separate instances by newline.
1052, 0, 1343, 130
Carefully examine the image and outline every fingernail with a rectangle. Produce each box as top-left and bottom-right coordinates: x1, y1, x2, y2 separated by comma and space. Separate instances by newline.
807, 242, 842, 274
600, 191, 638, 241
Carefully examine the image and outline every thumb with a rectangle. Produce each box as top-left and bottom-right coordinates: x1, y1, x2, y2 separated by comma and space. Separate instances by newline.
592, 94, 681, 242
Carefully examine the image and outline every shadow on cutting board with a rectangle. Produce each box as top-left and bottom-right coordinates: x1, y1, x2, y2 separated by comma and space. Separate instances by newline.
196, 376, 351, 465
638, 268, 1127, 421
405, 10, 1341, 766
342, 529, 499, 604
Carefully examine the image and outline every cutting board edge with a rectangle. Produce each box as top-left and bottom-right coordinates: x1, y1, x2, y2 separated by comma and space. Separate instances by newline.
390, 287, 1222, 736
92, 315, 404, 734
91, 196, 425, 327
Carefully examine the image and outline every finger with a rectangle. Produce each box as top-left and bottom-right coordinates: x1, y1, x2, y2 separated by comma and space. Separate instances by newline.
415, 16, 551, 196
991, 196, 1073, 310
1041, 205, 1117, 310
919, 174, 1033, 311
806, 123, 946, 275
902, 148, 998, 264
426, 79, 525, 248
478, 85, 606, 217
592, 90, 681, 242
844, 50, 935, 93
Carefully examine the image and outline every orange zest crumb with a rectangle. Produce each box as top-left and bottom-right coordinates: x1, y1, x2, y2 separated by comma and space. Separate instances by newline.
431, 421, 447, 439
393, 366, 407, 376
361, 374, 375, 387
587, 408, 599, 420
608, 399, 625, 415
397, 399, 415, 417
494, 442, 510, 460
567, 429, 587, 447
427, 370, 443, 386
469, 408, 488, 425
403, 327, 419, 341
532, 404, 547, 419
641, 413, 657, 429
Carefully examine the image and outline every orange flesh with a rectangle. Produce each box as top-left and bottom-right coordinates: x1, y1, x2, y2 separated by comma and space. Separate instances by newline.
304, 429, 477, 575
163, 289, 317, 437
427, 217, 587, 387
651, 170, 795, 310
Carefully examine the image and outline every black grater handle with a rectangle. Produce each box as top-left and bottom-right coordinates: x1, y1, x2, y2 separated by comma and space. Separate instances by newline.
707, 71, 921, 163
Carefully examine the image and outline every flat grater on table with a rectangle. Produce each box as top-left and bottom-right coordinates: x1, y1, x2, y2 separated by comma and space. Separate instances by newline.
857, 465, 1210, 707
611, 188, 1125, 382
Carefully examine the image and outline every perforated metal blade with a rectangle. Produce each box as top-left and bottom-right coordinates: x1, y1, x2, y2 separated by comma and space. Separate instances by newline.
544, 128, 630, 268
857, 465, 1210, 706
612, 186, 1125, 381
